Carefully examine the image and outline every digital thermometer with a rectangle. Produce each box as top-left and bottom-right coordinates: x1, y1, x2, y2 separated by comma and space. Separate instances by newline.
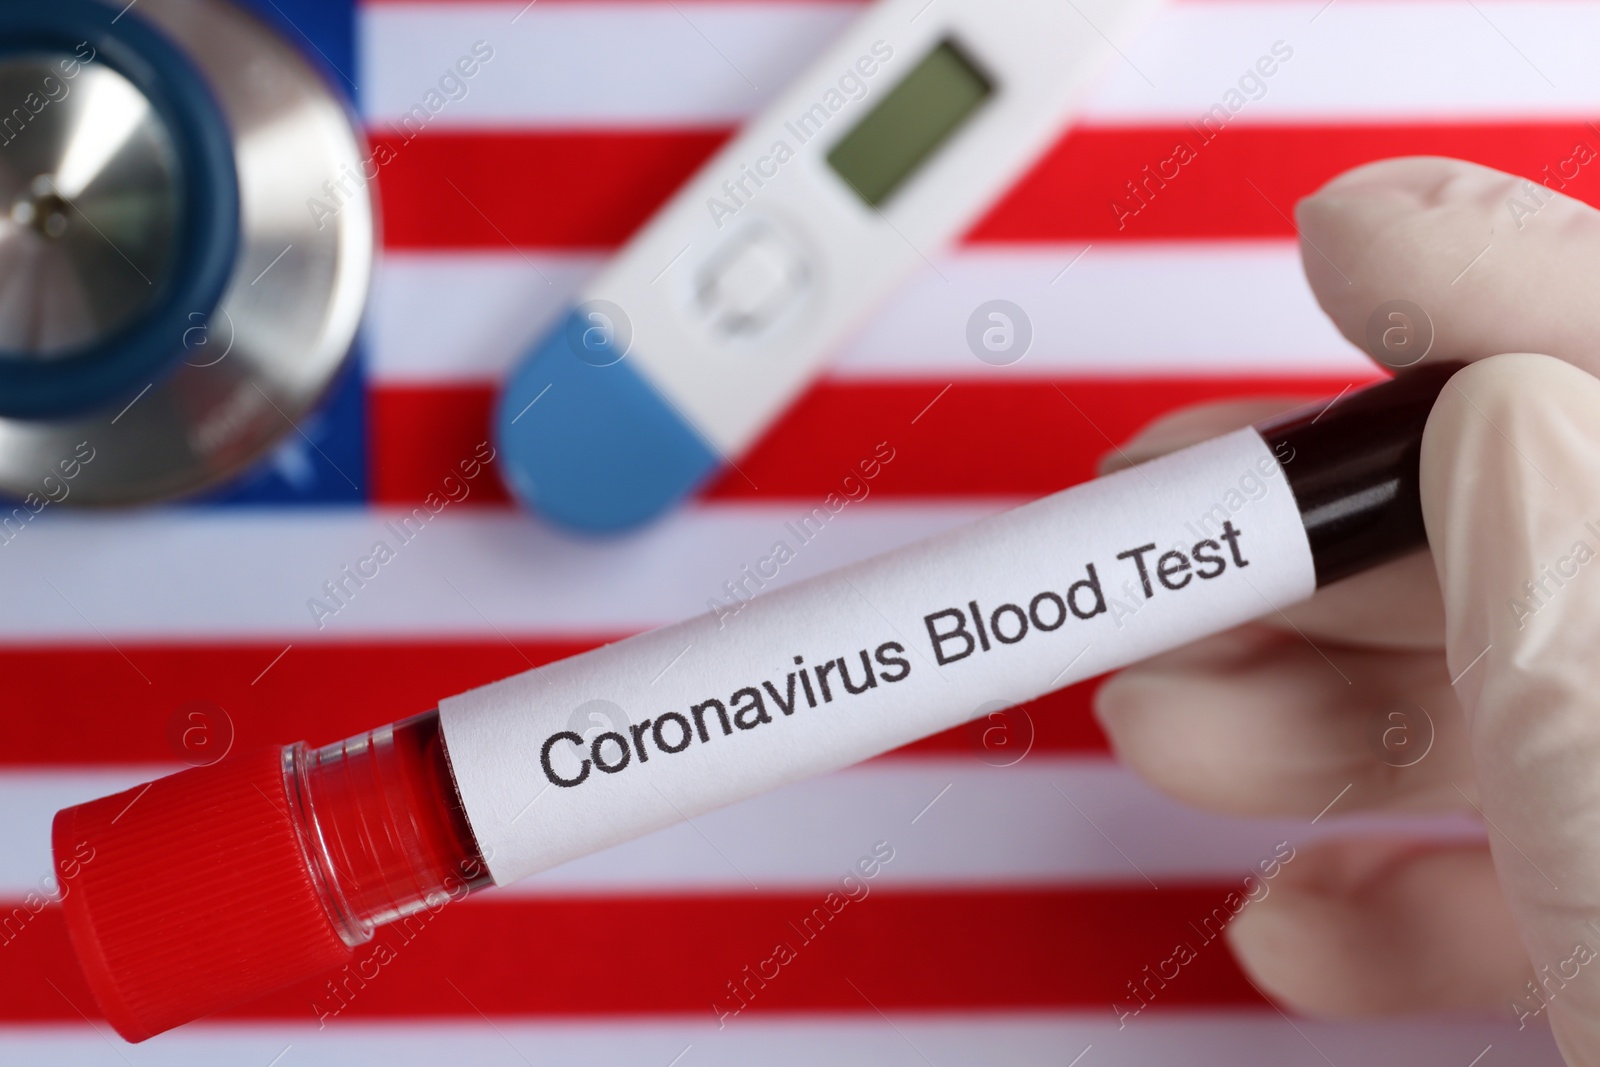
496, 0, 1162, 533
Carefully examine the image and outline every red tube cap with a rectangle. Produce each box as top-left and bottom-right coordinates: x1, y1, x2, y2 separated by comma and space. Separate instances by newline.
52, 746, 355, 1042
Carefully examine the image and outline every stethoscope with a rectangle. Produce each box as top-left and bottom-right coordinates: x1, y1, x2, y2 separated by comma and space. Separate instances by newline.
0, 0, 371, 503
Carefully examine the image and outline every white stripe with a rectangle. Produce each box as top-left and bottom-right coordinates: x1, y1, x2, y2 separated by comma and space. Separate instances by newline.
359, 1, 1600, 126
1, 759, 1483, 898
368, 243, 1370, 384
360, 2, 858, 128
0, 503, 1003, 638
369, 251, 596, 383
1091, 0, 1600, 125
0, 1015, 1561, 1065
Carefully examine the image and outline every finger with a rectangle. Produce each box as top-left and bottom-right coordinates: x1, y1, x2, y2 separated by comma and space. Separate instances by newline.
1296, 157, 1600, 377
1105, 399, 1446, 649
1275, 549, 1444, 652
1422, 353, 1600, 1060
1095, 626, 1471, 818
1226, 838, 1530, 1016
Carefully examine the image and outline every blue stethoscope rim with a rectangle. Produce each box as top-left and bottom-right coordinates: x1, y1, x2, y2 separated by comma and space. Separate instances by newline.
0, 0, 241, 420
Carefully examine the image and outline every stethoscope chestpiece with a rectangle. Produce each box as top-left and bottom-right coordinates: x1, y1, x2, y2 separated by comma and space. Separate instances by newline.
0, 0, 374, 504
0, 0, 240, 420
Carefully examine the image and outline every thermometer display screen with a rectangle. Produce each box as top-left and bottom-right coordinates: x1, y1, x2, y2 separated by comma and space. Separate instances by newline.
827, 39, 994, 208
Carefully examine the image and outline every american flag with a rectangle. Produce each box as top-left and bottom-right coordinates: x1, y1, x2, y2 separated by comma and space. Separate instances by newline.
3, 0, 1589, 1062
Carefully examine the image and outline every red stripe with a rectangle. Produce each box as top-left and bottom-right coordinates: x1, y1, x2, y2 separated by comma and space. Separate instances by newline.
22, 374, 1365, 767
0, 641, 1108, 766
4, 640, 582, 767
704, 375, 1370, 499
372, 386, 508, 504
974, 121, 1600, 242
372, 375, 1371, 505
373, 123, 1600, 249
373, 128, 728, 250
6, 886, 1264, 1021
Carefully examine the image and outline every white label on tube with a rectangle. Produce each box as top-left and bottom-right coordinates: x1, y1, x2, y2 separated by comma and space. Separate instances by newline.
440, 427, 1316, 886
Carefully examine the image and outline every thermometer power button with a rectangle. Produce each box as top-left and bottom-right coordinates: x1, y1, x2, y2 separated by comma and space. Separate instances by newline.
694, 225, 809, 339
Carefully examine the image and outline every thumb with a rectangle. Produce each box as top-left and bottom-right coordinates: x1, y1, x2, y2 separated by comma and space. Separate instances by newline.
1422, 353, 1600, 1060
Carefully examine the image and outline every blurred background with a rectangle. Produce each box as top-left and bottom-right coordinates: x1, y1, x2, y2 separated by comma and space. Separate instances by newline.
5, 0, 1598, 1062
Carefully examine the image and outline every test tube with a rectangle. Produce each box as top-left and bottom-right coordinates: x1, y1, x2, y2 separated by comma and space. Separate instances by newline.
53, 361, 1462, 1041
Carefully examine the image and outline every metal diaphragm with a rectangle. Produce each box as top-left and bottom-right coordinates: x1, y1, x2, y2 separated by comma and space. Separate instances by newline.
0, 0, 373, 504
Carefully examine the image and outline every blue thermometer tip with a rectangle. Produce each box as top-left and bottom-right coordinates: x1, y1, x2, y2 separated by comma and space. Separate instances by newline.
495, 309, 721, 534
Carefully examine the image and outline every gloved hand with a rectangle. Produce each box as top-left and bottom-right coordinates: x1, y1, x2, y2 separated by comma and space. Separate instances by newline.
1094, 155, 1600, 1063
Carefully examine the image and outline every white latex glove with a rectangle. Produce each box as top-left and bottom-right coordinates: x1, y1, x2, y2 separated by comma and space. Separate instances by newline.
1094, 156, 1600, 1063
